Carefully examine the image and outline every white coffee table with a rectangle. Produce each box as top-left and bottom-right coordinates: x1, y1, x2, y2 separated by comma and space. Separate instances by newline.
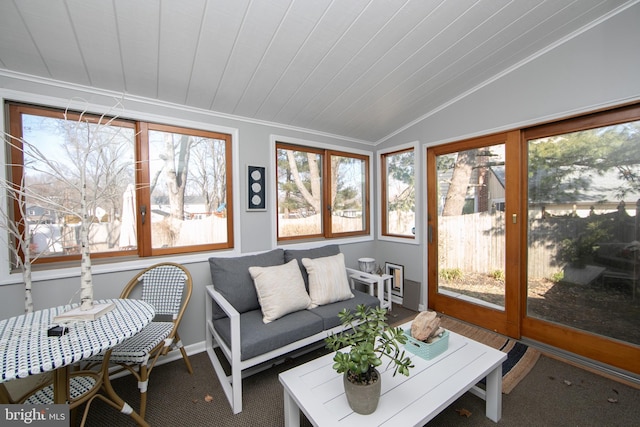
279, 327, 507, 426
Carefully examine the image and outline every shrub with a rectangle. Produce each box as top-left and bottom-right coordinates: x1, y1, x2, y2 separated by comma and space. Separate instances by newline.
551, 271, 564, 283
439, 268, 463, 281
489, 269, 505, 281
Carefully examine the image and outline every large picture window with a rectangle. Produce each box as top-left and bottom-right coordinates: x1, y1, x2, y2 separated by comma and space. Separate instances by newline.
5, 102, 233, 266
524, 104, 640, 351
276, 142, 369, 241
381, 147, 415, 238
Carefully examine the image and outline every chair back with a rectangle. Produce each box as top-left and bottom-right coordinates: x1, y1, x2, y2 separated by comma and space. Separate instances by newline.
122, 263, 192, 321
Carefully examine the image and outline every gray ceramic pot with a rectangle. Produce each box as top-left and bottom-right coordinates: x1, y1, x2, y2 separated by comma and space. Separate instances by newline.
343, 369, 381, 415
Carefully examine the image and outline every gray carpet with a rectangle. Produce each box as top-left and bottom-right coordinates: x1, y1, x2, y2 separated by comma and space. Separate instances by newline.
78, 351, 640, 426
74, 305, 415, 426
77, 306, 640, 426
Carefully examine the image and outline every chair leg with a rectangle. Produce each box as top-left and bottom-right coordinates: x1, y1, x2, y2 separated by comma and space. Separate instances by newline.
174, 332, 193, 374
0, 384, 14, 404
138, 364, 149, 420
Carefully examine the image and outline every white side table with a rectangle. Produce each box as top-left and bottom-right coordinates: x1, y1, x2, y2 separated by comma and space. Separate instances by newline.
347, 269, 392, 310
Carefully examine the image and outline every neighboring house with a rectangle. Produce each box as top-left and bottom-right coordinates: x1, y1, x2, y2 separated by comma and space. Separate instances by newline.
529, 169, 640, 218
487, 166, 505, 213
25, 205, 56, 224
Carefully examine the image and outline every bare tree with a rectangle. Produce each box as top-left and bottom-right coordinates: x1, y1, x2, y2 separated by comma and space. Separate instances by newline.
187, 138, 226, 213
0, 166, 48, 313
286, 150, 322, 212
2, 99, 134, 311
160, 133, 192, 221
281, 150, 352, 213
442, 149, 477, 216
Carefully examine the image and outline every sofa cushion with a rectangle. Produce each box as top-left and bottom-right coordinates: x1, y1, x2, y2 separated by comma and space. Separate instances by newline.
284, 244, 340, 288
209, 249, 285, 319
308, 289, 380, 329
302, 253, 354, 308
213, 309, 324, 361
249, 259, 311, 323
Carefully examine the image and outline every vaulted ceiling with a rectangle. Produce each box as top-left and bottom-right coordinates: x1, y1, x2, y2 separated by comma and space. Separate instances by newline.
0, 0, 635, 143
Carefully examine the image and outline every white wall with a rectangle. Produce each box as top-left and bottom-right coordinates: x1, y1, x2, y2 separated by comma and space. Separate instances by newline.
375, 3, 640, 309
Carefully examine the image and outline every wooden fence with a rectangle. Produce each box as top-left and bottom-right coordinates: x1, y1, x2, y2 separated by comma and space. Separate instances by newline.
439, 206, 639, 279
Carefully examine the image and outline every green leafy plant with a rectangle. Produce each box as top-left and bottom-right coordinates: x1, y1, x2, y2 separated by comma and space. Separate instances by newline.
551, 271, 564, 283
325, 304, 413, 385
489, 269, 505, 281
556, 217, 613, 267
439, 268, 463, 281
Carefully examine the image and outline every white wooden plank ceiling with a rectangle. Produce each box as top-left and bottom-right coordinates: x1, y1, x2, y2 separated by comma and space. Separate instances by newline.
0, 0, 635, 143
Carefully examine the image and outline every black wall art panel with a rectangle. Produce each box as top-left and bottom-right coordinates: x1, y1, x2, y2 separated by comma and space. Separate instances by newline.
247, 165, 266, 211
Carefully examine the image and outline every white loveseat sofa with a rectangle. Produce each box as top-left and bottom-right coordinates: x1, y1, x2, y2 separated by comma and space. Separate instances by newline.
205, 245, 380, 414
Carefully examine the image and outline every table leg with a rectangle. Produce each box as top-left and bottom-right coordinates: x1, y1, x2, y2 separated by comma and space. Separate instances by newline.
53, 366, 70, 404
384, 277, 392, 310
283, 389, 300, 427
484, 366, 503, 422
376, 279, 385, 308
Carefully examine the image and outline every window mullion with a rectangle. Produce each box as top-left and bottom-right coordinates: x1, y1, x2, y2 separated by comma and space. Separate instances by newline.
323, 151, 332, 238
136, 122, 152, 257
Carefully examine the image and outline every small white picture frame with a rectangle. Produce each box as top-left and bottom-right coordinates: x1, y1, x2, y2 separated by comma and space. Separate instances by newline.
385, 262, 404, 297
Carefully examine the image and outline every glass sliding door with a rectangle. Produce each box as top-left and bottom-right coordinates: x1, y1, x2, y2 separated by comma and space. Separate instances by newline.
427, 105, 640, 374
427, 132, 520, 336
522, 105, 640, 374
436, 145, 506, 308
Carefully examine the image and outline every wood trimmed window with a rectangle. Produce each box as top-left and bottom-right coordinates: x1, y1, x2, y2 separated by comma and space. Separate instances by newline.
276, 142, 369, 241
5, 102, 233, 266
381, 147, 415, 238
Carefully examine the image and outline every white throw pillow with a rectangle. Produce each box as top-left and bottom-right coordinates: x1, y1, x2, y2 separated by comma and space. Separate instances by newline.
249, 259, 311, 324
302, 253, 354, 308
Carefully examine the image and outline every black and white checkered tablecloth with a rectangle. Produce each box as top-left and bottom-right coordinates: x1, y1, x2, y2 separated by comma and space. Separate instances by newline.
0, 299, 154, 383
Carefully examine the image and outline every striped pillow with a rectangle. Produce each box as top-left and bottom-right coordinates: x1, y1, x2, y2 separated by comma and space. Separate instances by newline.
302, 253, 354, 308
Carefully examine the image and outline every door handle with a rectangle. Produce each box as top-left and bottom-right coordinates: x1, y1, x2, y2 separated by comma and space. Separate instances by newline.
141, 205, 147, 225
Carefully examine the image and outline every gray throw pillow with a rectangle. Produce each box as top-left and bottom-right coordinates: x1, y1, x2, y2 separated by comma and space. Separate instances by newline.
209, 249, 285, 319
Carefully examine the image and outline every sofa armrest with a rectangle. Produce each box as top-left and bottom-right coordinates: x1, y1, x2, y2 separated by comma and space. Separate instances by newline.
206, 285, 241, 361
206, 285, 240, 319
205, 285, 244, 414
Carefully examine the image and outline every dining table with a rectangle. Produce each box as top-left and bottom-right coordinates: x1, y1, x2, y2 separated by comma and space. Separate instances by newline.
0, 298, 155, 426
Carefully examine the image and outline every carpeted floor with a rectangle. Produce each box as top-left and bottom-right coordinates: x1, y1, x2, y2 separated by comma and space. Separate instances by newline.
77, 306, 640, 426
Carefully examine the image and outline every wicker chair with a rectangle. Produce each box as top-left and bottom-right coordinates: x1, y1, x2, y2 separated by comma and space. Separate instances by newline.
90, 262, 193, 419
0, 360, 105, 426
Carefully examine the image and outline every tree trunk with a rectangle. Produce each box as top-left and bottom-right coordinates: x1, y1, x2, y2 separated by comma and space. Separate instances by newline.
22, 242, 33, 313
79, 170, 93, 310
286, 151, 321, 212
164, 134, 190, 221
442, 150, 477, 216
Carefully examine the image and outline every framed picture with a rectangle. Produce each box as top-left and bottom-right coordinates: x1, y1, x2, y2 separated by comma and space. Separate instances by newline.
385, 262, 404, 297
247, 165, 266, 211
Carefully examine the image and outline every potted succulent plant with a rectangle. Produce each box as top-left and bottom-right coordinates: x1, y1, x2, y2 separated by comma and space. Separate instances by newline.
325, 304, 413, 415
